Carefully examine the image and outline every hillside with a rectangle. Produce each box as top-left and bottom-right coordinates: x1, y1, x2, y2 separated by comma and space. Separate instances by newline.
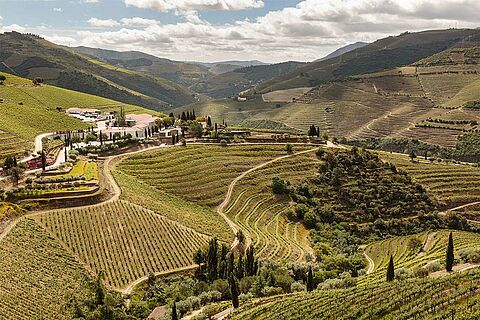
315, 41, 368, 62
69, 46, 211, 87
0, 71, 156, 160
255, 28, 480, 93
184, 38, 480, 147
190, 61, 305, 98
231, 267, 480, 319
0, 32, 197, 111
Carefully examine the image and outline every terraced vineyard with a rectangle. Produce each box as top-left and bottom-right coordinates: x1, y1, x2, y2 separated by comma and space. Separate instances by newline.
224, 151, 318, 262
362, 230, 480, 284
113, 171, 234, 242
0, 129, 28, 160
231, 268, 480, 320
115, 145, 302, 207
380, 153, 480, 208
0, 219, 91, 320
34, 200, 209, 289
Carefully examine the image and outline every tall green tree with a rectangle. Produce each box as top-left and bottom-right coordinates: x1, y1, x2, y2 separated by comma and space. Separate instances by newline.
172, 301, 178, 320
229, 274, 239, 309
306, 266, 314, 292
207, 238, 219, 281
41, 150, 46, 171
245, 246, 256, 276
409, 150, 417, 161
386, 256, 395, 282
446, 232, 454, 272
236, 254, 245, 279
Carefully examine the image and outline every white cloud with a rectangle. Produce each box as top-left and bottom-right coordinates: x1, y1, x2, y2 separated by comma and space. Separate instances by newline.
124, 0, 264, 12
53, 7, 63, 12
120, 17, 160, 26
87, 18, 121, 27
25, 0, 480, 62
0, 24, 27, 33
45, 35, 78, 46
81, 0, 99, 3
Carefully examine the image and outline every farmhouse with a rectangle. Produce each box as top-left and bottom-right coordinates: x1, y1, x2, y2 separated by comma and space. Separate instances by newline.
104, 113, 159, 139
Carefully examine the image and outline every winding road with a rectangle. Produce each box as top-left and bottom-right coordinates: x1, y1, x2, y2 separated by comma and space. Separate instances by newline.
216, 147, 318, 252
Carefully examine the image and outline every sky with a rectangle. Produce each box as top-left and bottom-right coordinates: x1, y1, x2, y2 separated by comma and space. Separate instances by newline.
0, 0, 479, 63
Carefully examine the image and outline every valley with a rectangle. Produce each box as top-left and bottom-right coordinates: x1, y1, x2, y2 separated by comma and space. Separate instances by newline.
1, 26, 480, 320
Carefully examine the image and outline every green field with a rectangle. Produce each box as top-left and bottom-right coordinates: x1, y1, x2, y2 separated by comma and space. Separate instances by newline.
0, 72, 157, 160
224, 151, 318, 262
35, 200, 209, 289
0, 219, 91, 320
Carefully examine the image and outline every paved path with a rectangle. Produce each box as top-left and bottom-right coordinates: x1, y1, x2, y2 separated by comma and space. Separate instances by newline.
216, 148, 318, 252
363, 251, 375, 274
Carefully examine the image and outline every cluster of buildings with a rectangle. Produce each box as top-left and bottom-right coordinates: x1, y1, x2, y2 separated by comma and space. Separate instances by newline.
66, 108, 178, 141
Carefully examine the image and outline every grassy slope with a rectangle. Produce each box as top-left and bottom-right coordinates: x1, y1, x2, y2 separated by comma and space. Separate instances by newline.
0, 32, 196, 111
0, 72, 158, 160
0, 219, 91, 319
34, 200, 210, 289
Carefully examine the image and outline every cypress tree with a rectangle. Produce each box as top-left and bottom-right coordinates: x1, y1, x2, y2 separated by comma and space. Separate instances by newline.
172, 301, 178, 320
207, 116, 212, 128
227, 252, 235, 277
181, 112, 187, 121
13, 156, 17, 167
446, 232, 454, 272
192, 109, 196, 120
246, 247, 255, 276
169, 112, 174, 118
236, 254, 245, 279
386, 256, 395, 282
99, 130, 103, 145
229, 274, 239, 309
207, 238, 218, 281
306, 266, 313, 292
186, 111, 191, 121
64, 147, 68, 162
215, 123, 218, 132
41, 150, 46, 171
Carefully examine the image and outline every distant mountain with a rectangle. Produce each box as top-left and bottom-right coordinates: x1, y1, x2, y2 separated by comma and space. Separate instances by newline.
190, 61, 305, 98
0, 32, 197, 111
315, 42, 368, 62
255, 28, 480, 93
69, 46, 210, 87
192, 60, 267, 68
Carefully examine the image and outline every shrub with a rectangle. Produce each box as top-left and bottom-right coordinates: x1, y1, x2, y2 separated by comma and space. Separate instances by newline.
271, 177, 288, 195
291, 281, 306, 292
220, 139, 228, 147
395, 267, 413, 280
285, 143, 293, 154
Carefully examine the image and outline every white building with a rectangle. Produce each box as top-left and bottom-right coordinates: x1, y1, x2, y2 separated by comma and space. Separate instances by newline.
103, 113, 159, 139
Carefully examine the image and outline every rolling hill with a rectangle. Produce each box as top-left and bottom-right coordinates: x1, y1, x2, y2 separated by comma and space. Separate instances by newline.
69, 46, 211, 88
190, 61, 305, 98
314, 41, 368, 62
0, 71, 158, 160
0, 32, 197, 111
255, 28, 480, 93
